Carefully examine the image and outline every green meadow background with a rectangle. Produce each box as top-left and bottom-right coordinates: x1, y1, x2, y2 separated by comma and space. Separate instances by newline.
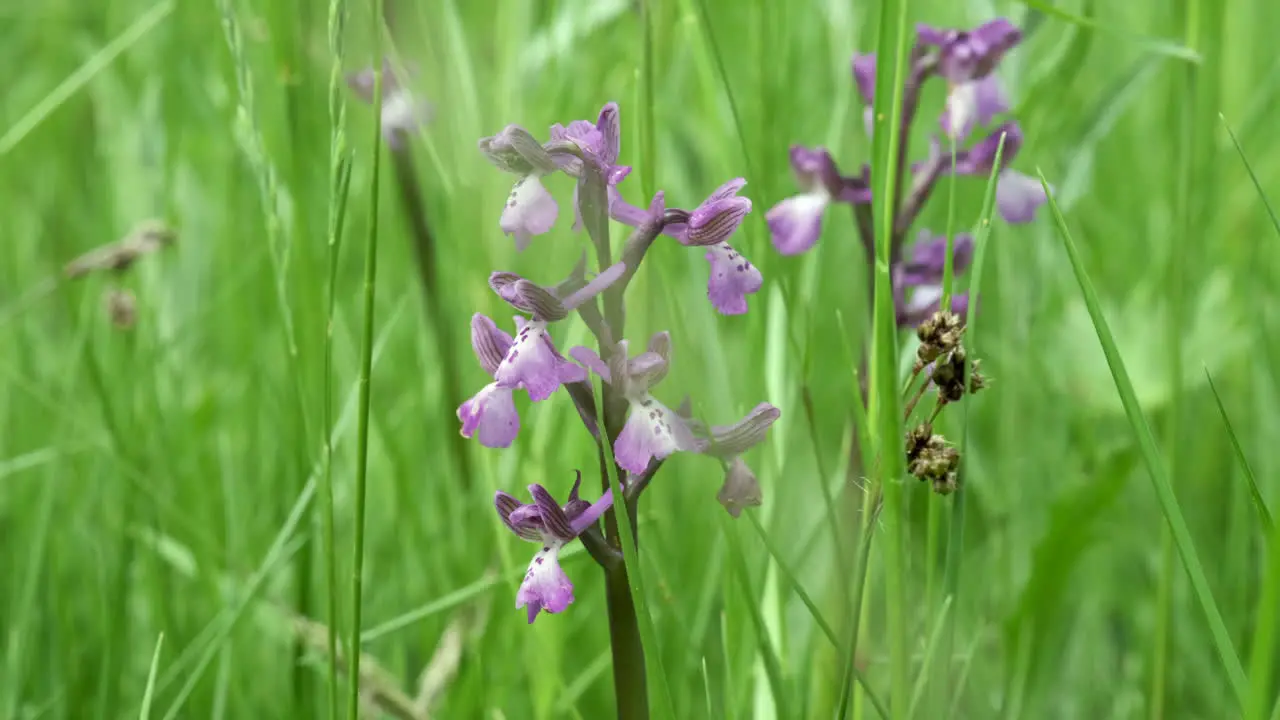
2, 0, 1279, 718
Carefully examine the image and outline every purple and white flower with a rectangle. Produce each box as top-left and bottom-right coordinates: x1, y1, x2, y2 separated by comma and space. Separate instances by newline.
572, 334, 781, 478
479, 125, 564, 251
495, 477, 615, 623
458, 263, 626, 448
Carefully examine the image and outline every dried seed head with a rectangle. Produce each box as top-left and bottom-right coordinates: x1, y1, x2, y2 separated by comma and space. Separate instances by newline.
104, 288, 137, 329
930, 347, 969, 403
65, 220, 177, 279
904, 423, 961, 495
915, 309, 965, 368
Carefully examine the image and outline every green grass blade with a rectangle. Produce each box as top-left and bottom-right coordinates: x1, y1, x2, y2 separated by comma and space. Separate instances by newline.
323, 2, 353, 708
1013, 0, 1201, 62
345, 2, 385, 716
139, 633, 165, 720
744, 512, 888, 719
722, 516, 788, 716
943, 130, 1006, 715
1250, 514, 1280, 720
0, 0, 175, 156
1037, 168, 1249, 709
868, 0, 913, 713
909, 596, 951, 719
1204, 368, 1272, 532
1220, 114, 1280, 237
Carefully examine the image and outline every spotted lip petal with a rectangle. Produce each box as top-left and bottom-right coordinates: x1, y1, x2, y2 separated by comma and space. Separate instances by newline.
516, 544, 574, 623
500, 176, 559, 251
705, 243, 763, 315
717, 457, 763, 518
494, 321, 586, 402
614, 396, 704, 474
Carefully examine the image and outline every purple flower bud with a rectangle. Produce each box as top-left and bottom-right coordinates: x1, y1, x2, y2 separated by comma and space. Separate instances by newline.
494, 479, 614, 623
917, 19, 1022, 84
717, 457, 763, 518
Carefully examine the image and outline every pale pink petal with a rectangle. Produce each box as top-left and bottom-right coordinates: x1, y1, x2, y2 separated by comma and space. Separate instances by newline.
500, 176, 558, 251
516, 543, 574, 623
996, 169, 1048, 224
766, 192, 829, 255
613, 396, 701, 474
457, 383, 520, 448
495, 321, 582, 401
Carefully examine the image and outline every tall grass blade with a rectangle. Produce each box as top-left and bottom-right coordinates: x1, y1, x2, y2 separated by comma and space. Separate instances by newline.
346, 1, 386, 717
1204, 368, 1272, 531
1037, 168, 1249, 709
139, 633, 165, 720
867, 0, 913, 713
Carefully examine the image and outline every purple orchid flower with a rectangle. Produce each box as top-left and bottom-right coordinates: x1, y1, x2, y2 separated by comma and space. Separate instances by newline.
571, 334, 781, 476
548, 102, 635, 230
766, 147, 872, 256
347, 60, 433, 150
894, 230, 974, 328
478, 125, 564, 251
458, 263, 625, 448
611, 179, 762, 315
495, 477, 614, 623
768, 17, 1046, 260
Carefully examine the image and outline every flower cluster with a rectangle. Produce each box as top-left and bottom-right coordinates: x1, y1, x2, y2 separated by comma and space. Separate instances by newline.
478, 105, 763, 316
461, 103, 780, 623
766, 19, 1048, 328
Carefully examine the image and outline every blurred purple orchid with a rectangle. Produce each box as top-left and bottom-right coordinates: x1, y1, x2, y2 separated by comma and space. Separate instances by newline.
347, 59, 433, 150
495, 477, 614, 623
766, 18, 1048, 264
894, 230, 973, 327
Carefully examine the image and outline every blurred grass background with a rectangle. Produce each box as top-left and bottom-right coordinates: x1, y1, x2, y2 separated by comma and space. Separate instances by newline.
2, 0, 1279, 718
